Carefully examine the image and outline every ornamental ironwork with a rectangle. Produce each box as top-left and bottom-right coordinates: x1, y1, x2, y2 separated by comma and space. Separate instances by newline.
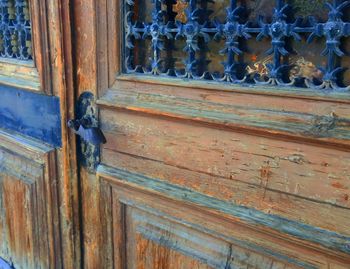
0, 0, 32, 61
125, 0, 350, 91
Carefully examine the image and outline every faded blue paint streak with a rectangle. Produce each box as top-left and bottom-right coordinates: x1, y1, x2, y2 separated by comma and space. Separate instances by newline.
0, 85, 61, 147
98, 164, 350, 255
0, 257, 14, 269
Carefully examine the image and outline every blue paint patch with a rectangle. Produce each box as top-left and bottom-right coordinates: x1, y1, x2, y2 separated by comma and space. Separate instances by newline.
0, 257, 14, 269
0, 85, 61, 147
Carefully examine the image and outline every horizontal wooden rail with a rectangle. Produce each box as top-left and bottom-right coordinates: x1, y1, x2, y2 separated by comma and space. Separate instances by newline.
98, 88, 350, 149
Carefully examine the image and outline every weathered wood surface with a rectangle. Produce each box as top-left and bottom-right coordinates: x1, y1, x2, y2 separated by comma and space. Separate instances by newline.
0, 129, 61, 268
98, 165, 350, 256
0, 60, 40, 91
51, 0, 81, 267
101, 108, 350, 212
0, 0, 79, 268
98, 84, 350, 147
70, 0, 350, 268
98, 166, 350, 268
95, 86, 350, 267
116, 74, 350, 103
72, 0, 101, 268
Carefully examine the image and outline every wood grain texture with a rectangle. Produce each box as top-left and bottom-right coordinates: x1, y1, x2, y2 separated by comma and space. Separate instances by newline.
134, 234, 214, 269
99, 109, 350, 231
49, 0, 82, 267
0, 1, 80, 267
56, 0, 82, 266
98, 168, 350, 268
115, 74, 350, 103
73, 0, 98, 96
30, 0, 52, 93
80, 0, 350, 268
1, 176, 35, 268
72, 0, 101, 268
98, 165, 350, 257
0, 129, 61, 268
98, 87, 350, 148
0, 60, 40, 91
81, 169, 103, 269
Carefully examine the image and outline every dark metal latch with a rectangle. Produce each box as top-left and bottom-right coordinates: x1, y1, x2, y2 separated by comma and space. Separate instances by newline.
68, 117, 106, 146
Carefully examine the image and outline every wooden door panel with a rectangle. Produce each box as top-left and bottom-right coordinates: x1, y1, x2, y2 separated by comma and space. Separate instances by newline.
95, 91, 350, 268
133, 236, 214, 269
1, 175, 35, 268
0, 0, 77, 267
125, 207, 299, 269
126, 207, 227, 269
98, 167, 332, 269
0, 130, 60, 269
126, 206, 233, 269
100, 109, 350, 235
72, 1, 350, 267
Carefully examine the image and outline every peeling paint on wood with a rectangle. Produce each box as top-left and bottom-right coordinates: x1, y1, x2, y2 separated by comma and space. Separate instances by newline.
0, 131, 61, 268
75, 0, 350, 267
97, 164, 350, 256
0, 85, 61, 147
98, 89, 350, 146
101, 110, 350, 215
0, 257, 14, 269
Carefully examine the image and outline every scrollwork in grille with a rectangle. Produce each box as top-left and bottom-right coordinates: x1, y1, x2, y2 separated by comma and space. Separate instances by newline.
0, 0, 32, 61
125, 0, 350, 91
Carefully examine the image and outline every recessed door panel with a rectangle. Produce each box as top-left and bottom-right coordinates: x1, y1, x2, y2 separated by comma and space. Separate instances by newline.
0, 131, 60, 269
98, 169, 325, 269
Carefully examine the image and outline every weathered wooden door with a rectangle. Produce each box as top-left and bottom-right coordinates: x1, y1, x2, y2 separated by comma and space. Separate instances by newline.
0, 1, 79, 268
73, 0, 350, 268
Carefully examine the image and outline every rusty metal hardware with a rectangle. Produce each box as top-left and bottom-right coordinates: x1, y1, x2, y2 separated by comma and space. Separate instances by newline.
69, 92, 105, 172
68, 117, 106, 146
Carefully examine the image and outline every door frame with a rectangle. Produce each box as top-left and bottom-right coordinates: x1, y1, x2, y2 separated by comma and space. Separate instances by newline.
47, 0, 81, 268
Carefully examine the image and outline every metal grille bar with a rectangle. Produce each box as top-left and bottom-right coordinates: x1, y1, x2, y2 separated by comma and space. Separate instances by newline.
125, 0, 350, 91
0, 0, 32, 61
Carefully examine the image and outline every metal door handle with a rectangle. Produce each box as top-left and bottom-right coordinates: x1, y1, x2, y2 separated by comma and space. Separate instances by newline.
68, 117, 106, 145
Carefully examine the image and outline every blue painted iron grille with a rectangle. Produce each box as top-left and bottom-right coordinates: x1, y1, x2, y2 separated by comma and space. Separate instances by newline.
0, 0, 32, 61
125, 0, 350, 91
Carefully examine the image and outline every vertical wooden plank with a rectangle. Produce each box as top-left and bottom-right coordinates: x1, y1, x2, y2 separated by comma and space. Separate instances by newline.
96, 0, 109, 95
72, 0, 102, 268
2, 177, 35, 268
47, 0, 81, 267
73, 0, 97, 96
108, 0, 121, 81
112, 190, 127, 269
81, 170, 102, 268
45, 152, 63, 269
100, 180, 114, 268
35, 166, 50, 269
29, 0, 52, 93
60, 0, 82, 264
